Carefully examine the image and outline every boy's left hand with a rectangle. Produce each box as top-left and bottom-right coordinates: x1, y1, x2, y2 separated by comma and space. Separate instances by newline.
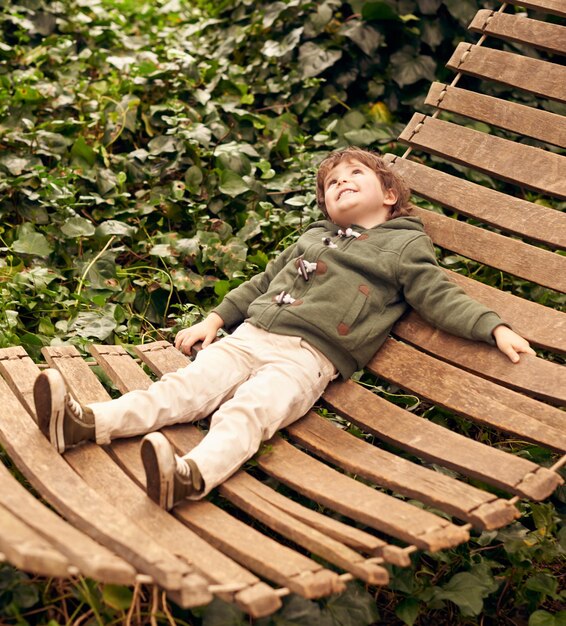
492, 325, 536, 363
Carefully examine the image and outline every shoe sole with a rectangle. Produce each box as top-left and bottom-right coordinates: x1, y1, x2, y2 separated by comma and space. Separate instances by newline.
33, 370, 66, 454
141, 433, 175, 511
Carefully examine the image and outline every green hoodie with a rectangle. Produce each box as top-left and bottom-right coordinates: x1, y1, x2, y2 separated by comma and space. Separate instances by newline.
213, 216, 503, 378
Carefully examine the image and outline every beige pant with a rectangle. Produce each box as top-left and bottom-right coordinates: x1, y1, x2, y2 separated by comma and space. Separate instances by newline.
90, 323, 337, 496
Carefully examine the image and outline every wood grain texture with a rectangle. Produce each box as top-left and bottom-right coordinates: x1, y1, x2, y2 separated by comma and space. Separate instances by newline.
412, 205, 566, 292
470, 9, 566, 55
0, 461, 135, 584
447, 43, 566, 102
399, 113, 566, 199
425, 82, 566, 149
322, 379, 562, 501
501, 0, 566, 18
384, 155, 566, 249
369, 339, 566, 452
287, 411, 519, 530
393, 313, 566, 405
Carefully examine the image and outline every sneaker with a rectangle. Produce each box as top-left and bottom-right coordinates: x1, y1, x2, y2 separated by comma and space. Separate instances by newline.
140, 432, 203, 510
33, 369, 95, 454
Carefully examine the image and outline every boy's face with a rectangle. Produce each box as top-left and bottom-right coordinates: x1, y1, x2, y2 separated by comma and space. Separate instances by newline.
323, 158, 397, 229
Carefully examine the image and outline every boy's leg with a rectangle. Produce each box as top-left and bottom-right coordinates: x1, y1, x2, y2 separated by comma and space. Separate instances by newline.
35, 325, 257, 452
180, 330, 337, 497
92, 327, 258, 443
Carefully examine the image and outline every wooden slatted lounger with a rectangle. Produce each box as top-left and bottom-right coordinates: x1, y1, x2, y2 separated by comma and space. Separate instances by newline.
0, 0, 564, 618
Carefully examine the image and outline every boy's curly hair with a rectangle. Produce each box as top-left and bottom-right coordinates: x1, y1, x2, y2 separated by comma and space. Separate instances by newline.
316, 147, 411, 220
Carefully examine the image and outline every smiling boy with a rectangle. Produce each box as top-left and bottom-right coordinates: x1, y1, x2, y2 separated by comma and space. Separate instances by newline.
34, 147, 534, 510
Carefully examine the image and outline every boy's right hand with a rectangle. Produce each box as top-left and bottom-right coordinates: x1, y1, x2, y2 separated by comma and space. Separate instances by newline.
174, 312, 225, 354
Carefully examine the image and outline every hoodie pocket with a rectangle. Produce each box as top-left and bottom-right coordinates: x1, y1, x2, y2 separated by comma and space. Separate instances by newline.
336, 284, 370, 340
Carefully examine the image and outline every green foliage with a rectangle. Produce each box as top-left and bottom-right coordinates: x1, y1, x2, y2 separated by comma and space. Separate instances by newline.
0, 0, 501, 352
1, 0, 564, 625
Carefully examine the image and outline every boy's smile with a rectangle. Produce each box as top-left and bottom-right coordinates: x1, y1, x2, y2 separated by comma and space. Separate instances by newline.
323, 158, 397, 229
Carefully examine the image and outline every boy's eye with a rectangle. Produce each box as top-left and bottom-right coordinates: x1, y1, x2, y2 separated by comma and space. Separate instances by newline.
352, 168, 362, 175
326, 179, 337, 188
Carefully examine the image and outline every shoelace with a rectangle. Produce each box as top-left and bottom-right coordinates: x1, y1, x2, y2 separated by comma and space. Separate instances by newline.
175, 455, 191, 478
66, 395, 84, 420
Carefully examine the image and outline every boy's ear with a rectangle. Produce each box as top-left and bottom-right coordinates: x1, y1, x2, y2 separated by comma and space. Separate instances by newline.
384, 188, 397, 206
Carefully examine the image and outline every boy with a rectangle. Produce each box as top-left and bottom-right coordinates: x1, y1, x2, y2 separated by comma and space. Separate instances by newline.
34, 147, 534, 510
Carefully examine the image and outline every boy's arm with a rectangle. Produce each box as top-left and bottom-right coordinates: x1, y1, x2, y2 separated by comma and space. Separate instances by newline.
211, 242, 299, 328
175, 243, 299, 354
175, 311, 225, 354
399, 236, 533, 362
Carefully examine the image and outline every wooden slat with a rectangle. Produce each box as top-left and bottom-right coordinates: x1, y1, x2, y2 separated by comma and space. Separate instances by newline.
322, 379, 562, 501
0, 461, 136, 585
393, 312, 566, 405
369, 338, 566, 451
0, 504, 71, 577
93, 345, 385, 562
165, 424, 390, 582
412, 205, 566, 293
286, 411, 519, 530
92, 344, 346, 603
384, 155, 566, 249
67, 442, 284, 617
135, 340, 189, 375
128, 342, 411, 564
438, 270, 566, 354
399, 113, 566, 199
257, 437, 470, 552
425, 82, 566, 149
0, 346, 209, 606
446, 42, 566, 102
111, 434, 345, 600
50, 346, 285, 616
502, 0, 566, 18
470, 10, 566, 55
221, 475, 389, 584
134, 342, 469, 552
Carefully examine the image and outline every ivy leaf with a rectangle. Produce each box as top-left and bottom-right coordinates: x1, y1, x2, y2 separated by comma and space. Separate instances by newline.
237, 213, 262, 241
324, 582, 380, 626
262, 27, 303, 58
97, 168, 119, 195
442, 0, 479, 25
218, 170, 249, 197
201, 597, 247, 626
0, 154, 41, 175
390, 47, 436, 87
71, 137, 97, 167
434, 566, 499, 617
341, 22, 384, 56
208, 237, 248, 278
270, 595, 324, 626
525, 573, 559, 599
361, 1, 400, 20
298, 42, 342, 78
528, 610, 566, 626
171, 268, 216, 293
395, 597, 420, 626
95, 220, 137, 238
148, 135, 179, 154
70, 309, 117, 340
61, 216, 96, 238
12, 225, 53, 257
12, 579, 39, 609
